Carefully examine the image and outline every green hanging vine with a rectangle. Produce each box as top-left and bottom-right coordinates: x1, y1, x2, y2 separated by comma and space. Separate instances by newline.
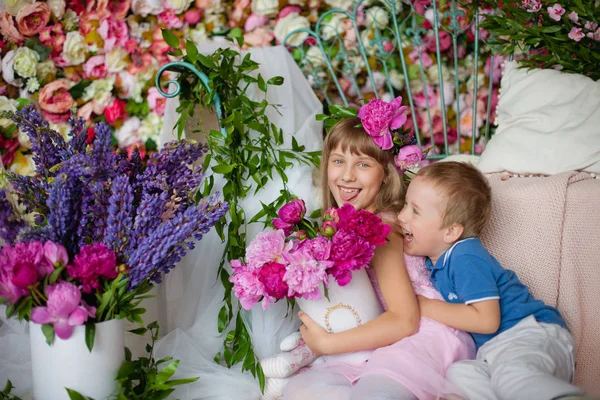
159, 31, 321, 388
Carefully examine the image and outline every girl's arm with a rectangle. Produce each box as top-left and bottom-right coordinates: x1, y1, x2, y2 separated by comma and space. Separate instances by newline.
299, 229, 420, 356
417, 296, 500, 334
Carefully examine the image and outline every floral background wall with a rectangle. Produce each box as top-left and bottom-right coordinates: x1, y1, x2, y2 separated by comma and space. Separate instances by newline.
0, 0, 509, 176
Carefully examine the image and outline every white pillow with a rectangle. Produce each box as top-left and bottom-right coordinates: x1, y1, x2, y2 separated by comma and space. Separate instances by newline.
478, 61, 600, 175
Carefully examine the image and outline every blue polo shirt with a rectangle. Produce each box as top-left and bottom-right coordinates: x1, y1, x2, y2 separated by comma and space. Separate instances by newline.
425, 238, 566, 349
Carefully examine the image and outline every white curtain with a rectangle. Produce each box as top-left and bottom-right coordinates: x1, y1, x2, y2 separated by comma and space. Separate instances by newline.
153, 43, 324, 399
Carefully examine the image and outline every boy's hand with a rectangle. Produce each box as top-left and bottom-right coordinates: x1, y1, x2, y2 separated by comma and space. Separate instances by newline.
298, 311, 329, 356
416, 295, 432, 318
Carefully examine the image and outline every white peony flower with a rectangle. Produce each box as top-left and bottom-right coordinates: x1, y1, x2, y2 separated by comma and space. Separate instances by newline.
320, 13, 347, 41
324, 0, 353, 11
251, 0, 278, 17
427, 64, 452, 84
389, 69, 405, 91
3, 0, 35, 16
138, 112, 163, 143
13, 47, 39, 79
164, 0, 192, 13
82, 77, 115, 104
117, 71, 145, 103
62, 9, 79, 31
62, 31, 88, 66
115, 117, 142, 147
365, 6, 389, 28
1, 50, 23, 87
36, 59, 57, 83
274, 12, 310, 46
0, 96, 18, 128
47, 0, 66, 19
106, 47, 129, 73
305, 46, 327, 67
131, 0, 164, 17
187, 24, 209, 46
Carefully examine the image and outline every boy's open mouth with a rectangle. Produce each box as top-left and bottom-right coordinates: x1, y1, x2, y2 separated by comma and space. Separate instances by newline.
402, 228, 414, 242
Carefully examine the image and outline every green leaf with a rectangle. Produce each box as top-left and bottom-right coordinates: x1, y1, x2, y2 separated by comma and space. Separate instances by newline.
230, 27, 244, 46
167, 377, 200, 386
48, 266, 64, 284
25, 37, 52, 62
212, 164, 236, 174
162, 29, 179, 49
85, 322, 96, 352
328, 105, 358, 118
116, 360, 137, 380
68, 79, 92, 100
217, 305, 228, 333
185, 40, 198, 62
257, 74, 267, 92
128, 327, 147, 335
266, 76, 284, 86
66, 388, 94, 400
41, 324, 55, 346
156, 360, 179, 384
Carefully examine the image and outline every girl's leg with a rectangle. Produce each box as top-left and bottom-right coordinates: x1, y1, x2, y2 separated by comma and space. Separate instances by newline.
283, 370, 351, 400
349, 374, 417, 400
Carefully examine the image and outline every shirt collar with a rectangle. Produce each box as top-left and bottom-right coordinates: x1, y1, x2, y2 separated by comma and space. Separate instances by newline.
425, 237, 478, 271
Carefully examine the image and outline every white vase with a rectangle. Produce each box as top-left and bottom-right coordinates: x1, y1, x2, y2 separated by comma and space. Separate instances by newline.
296, 268, 383, 365
30, 319, 125, 400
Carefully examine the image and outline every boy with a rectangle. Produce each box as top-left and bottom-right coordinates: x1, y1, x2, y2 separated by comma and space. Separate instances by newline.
397, 161, 582, 400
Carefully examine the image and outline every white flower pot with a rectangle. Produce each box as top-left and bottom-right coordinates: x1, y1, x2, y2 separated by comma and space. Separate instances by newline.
30, 319, 125, 400
296, 269, 383, 365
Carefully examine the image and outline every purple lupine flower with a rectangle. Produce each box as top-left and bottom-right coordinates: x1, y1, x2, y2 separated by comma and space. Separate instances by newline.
105, 175, 134, 256
46, 174, 78, 255
67, 113, 88, 155
126, 191, 170, 255
0, 191, 25, 244
91, 122, 115, 168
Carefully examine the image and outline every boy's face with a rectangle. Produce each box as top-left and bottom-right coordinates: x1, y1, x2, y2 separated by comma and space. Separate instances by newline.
397, 176, 452, 264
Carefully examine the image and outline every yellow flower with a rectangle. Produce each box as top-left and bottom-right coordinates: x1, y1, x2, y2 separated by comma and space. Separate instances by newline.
9, 151, 36, 177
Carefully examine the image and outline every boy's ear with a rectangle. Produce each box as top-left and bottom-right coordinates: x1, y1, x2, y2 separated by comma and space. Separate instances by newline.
443, 224, 464, 244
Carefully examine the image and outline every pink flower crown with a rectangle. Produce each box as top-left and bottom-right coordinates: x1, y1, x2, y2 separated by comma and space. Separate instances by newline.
357, 96, 427, 174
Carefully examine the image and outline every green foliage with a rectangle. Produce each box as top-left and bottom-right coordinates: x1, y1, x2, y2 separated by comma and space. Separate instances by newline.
478, 0, 600, 80
0, 380, 21, 400
164, 30, 321, 389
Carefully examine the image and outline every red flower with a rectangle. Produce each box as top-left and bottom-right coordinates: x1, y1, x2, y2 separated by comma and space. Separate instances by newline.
104, 98, 127, 125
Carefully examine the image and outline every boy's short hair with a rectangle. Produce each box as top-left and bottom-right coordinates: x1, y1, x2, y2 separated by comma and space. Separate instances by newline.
416, 161, 492, 239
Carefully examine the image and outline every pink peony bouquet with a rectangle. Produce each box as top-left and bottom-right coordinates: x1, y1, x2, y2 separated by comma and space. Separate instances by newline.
229, 199, 391, 310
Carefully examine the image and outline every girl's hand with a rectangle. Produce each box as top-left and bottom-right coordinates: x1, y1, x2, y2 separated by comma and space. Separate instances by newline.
298, 311, 329, 356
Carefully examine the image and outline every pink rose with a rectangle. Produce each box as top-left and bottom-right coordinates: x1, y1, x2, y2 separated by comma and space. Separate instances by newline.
184, 8, 202, 24
104, 98, 127, 125
394, 145, 424, 174
243, 27, 273, 48
146, 87, 166, 116
42, 110, 70, 124
257, 262, 288, 301
83, 55, 107, 79
67, 243, 118, 293
98, 15, 129, 52
38, 79, 74, 114
30, 281, 96, 339
0, 136, 19, 167
357, 96, 409, 150
244, 13, 269, 31
158, 8, 183, 29
0, 12, 25, 44
277, 198, 306, 224
278, 5, 301, 20
16, 2, 51, 37
107, 0, 131, 19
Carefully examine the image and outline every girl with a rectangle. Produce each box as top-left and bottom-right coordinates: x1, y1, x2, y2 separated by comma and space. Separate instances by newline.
283, 117, 476, 400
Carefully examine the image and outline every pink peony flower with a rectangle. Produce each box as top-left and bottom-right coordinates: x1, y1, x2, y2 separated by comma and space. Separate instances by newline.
43, 242, 69, 268
257, 261, 288, 302
283, 247, 332, 300
0, 12, 25, 44
336, 204, 391, 247
0, 242, 54, 303
229, 259, 264, 310
104, 98, 128, 125
323, 207, 340, 223
298, 236, 332, 261
67, 244, 118, 293
394, 145, 424, 174
277, 198, 306, 224
357, 96, 408, 150
16, 2, 51, 37
98, 15, 129, 52
83, 55, 108, 79
184, 8, 202, 24
146, 87, 166, 116
11, 262, 39, 289
30, 281, 96, 339
38, 79, 74, 114
245, 13, 269, 31
568, 27, 584, 42
547, 4, 565, 21
329, 229, 375, 286
272, 218, 295, 236
158, 8, 183, 29
243, 27, 274, 48
245, 229, 287, 269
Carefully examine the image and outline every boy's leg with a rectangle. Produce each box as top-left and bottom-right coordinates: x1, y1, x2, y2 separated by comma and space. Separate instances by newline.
349, 374, 417, 400
446, 359, 497, 400
486, 319, 581, 400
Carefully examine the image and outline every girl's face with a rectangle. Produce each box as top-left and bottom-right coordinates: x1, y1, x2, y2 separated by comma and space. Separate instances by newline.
327, 145, 385, 212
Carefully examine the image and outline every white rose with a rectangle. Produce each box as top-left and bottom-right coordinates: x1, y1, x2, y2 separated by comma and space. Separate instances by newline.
305, 46, 327, 67
251, 0, 278, 17
138, 112, 162, 142
1, 50, 22, 87
346, 55, 364, 75
366, 6, 389, 28
62, 31, 88, 66
427, 64, 452, 84
0, 96, 18, 128
62, 9, 79, 31
324, 0, 353, 11
389, 70, 405, 91
47, 0, 66, 19
82, 77, 115, 104
3, 0, 34, 16
106, 47, 129, 73
17, 128, 31, 149
164, 0, 192, 13
320, 13, 347, 41
9, 153, 36, 177
49, 122, 72, 142
26, 77, 40, 92
187, 25, 209, 46
131, 0, 164, 17
13, 47, 39, 79
36, 59, 57, 83
274, 12, 310, 46
115, 117, 142, 147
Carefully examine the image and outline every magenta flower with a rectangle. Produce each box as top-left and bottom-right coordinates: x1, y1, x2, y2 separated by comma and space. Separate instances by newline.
283, 247, 332, 300
229, 260, 265, 310
547, 4, 565, 21
43, 242, 69, 268
323, 207, 340, 223
67, 244, 118, 293
245, 229, 287, 269
272, 218, 295, 236
568, 11, 579, 23
11, 262, 38, 289
30, 281, 96, 339
257, 262, 289, 303
568, 27, 585, 42
0, 242, 54, 303
337, 204, 391, 247
394, 145, 424, 174
298, 236, 332, 261
277, 198, 306, 224
358, 96, 408, 150
329, 229, 375, 286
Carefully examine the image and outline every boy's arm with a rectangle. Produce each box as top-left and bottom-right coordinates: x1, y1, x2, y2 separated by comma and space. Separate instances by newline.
418, 296, 500, 334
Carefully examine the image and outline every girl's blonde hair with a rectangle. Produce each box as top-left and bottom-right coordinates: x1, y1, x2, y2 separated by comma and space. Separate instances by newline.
320, 117, 406, 214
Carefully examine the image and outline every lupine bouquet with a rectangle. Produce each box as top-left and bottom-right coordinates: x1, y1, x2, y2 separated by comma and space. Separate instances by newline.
229, 199, 391, 311
0, 106, 228, 346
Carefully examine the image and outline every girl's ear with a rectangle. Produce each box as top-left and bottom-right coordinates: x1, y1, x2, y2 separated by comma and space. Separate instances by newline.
443, 224, 464, 244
